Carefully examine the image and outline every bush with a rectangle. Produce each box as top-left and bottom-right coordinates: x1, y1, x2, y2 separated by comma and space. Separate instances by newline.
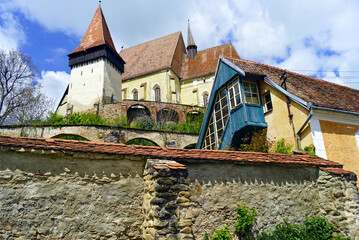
239, 129, 271, 153
273, 138, 293, 155
258, 219, 301, 240
211, 226, 233, 240
258, 217, 336, 240
44, 112, 65, 125
234, 203, 257, 238
303, 217, 333, 240
303, 144, 317, 157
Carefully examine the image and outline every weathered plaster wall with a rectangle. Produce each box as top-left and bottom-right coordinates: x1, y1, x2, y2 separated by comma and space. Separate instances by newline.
0, 151, 145, 240
260, 82, 312, 149
320, 120, 359, 179
180, 75, 214, 107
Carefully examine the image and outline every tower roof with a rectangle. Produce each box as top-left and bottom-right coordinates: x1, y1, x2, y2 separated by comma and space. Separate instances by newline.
187, 21, 196, 47
70, 6, 117, 54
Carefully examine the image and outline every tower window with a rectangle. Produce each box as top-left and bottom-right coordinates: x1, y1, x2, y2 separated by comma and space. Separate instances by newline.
81, 71, 83, 76
203, 93, 209, 107
132, 89, 138, 101
91, 68, 93, 73
155, 87, 161, 102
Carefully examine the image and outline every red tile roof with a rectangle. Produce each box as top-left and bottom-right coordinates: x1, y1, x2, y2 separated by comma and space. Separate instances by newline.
320, 167, 354, 176
119, 32, 240, 81
120, 32, 185, 81
0, 135, 346, 170
181, 43, 240, 80
70, 6, 117, 54
225, 57, 359, 113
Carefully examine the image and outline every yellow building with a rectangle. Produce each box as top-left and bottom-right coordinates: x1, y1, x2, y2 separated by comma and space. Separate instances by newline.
197, 56, 359, 180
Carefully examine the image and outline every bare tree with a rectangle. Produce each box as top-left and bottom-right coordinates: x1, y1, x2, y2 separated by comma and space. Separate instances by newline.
0, 49, 53, 125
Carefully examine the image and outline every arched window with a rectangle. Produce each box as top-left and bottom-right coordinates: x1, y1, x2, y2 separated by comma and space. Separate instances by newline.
203, 93, 209, 107
132, 89, 138, 101
154, 86, 161, 102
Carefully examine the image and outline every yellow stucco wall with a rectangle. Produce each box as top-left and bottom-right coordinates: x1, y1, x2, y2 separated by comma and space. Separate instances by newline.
260, 82, 313, 149
180, 75, 213, 106
122, 69, 182, 104
320, 120, 359, 176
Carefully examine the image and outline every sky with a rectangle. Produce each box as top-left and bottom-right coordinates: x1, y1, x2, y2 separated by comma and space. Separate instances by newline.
0, 0, 359, 106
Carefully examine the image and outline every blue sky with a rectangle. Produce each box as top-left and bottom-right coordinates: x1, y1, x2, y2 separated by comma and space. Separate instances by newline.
1, 0, 359, 105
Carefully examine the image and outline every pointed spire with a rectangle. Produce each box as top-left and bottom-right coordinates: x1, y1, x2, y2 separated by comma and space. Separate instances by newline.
186, 20, 198, 59
187, 20, 196, 47
70, 5, 116, 54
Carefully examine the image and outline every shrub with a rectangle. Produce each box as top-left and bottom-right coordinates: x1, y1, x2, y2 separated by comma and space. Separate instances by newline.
258, 217, 336, 240
44, 112, 65, 125
273, 138, 293, 155
258, 219, 301, 240
303, 144, 317, 157
114, 115, 130, 128
303, 217, 333, 240
234, 203, 257, 238
66, 112, 108, 125
239, 129, 271, 153
211, 226, 233, 240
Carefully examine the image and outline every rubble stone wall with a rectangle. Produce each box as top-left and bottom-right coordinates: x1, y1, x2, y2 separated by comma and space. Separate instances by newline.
0, 151, 358, 240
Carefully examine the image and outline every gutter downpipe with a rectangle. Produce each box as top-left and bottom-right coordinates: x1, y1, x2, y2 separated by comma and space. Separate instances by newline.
296, 102, 313, 150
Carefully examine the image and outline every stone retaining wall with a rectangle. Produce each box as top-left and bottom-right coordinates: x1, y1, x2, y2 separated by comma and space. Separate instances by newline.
0, 150, 358, 239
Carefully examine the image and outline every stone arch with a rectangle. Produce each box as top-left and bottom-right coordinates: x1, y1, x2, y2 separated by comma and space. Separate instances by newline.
131, 88, 139, 100
125, 138, 160, 147
157, 108, 179, 124
152, 84, 161, 102
184, 143, 197, 149
51, 134, 90, 141
127, 104, 153, 124
186, 110, 204, 123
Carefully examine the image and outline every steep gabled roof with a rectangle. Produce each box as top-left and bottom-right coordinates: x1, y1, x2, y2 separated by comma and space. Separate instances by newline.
225, 57, 359, 114
70, 6, 117, 54
120, 32, 186, 80
181, 43, 240, 80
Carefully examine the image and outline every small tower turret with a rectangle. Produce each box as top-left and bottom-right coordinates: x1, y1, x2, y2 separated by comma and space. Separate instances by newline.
187, 20, 197, 59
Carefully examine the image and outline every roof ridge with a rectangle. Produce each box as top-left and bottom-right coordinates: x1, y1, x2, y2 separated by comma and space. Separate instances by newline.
225, 57, 359, 92
120, 32, 181, 53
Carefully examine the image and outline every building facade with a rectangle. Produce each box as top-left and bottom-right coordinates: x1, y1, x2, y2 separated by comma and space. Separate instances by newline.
197, 56, 359, 180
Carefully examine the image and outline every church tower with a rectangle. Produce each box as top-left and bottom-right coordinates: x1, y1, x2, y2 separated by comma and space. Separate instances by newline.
186, 21, 197, 59
67, 5, 125, 113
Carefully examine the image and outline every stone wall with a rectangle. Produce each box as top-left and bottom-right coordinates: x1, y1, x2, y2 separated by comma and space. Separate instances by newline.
0, 150, 358, 239
0, 151, 145, 240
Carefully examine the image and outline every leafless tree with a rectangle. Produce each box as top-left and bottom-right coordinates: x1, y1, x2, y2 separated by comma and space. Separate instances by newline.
0, 49, 53, 125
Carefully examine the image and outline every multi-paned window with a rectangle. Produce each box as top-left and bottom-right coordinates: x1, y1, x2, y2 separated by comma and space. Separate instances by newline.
202, 115, 216, 149
214, 88, 229, 142
263, 92, 273, 112
228, 78, 241, 109
243, 80, 260, 105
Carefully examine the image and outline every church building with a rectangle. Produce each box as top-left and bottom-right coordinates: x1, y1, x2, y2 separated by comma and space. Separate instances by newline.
57, 5, 239, 116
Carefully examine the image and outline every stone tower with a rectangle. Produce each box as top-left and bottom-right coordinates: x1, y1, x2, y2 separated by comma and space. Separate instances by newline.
67, 5, 125, 113
186, 21, 197, 59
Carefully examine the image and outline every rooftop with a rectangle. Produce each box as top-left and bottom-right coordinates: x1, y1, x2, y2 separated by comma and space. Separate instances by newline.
0, 135, 347, 172
70, 6, 117, 55
225, 57, 359, 114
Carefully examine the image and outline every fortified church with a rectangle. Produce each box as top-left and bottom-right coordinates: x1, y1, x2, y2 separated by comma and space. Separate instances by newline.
56, 5, 239, 117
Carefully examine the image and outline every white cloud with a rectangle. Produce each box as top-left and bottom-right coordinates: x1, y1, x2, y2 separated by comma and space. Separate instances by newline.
1, 0, 359, 90
0, 12, 25, 50
40, 71, 70, 108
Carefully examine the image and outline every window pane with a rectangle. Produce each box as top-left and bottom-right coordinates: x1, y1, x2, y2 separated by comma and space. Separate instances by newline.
236, 94, 241, 105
